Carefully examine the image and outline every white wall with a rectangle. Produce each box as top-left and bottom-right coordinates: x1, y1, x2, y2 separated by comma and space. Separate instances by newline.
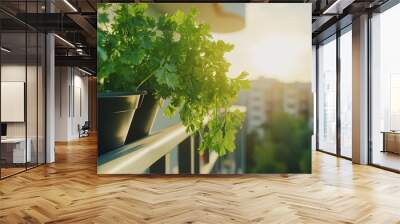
55, 67, 89, 141
1, 63, 46, 164
55, 67, 69, 141
1, 65, 26, 138
1, 65, 40, 137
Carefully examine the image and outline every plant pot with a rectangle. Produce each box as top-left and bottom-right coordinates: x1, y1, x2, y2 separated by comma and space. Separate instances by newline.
98, 93, 142, 156
125, 93, 161, 144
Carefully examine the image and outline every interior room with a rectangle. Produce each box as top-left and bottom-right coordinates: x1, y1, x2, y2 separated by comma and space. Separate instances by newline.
0, 0, 96, 179
54, 66, 93, 142
0, 6, 46, 178
0, 0, 399, 223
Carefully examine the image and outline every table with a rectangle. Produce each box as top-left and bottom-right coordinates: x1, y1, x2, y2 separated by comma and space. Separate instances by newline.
1, 138, 31, 164
381, 131, 400, 154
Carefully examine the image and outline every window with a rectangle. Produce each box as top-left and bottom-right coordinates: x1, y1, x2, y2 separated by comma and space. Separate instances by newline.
340, 28, 352, 158
390, 74, 400, 130
252, 115, 261, 121
318, 36, 337, 154
0, 2, 46, 179
371, 3, 400, 171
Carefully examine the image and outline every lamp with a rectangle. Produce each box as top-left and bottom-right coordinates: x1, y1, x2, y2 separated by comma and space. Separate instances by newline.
78, 67, 93, 76
322, 0, 354, 15
63, 0, 78, 12
54, 34, 75, 48
1, 47, 11, 53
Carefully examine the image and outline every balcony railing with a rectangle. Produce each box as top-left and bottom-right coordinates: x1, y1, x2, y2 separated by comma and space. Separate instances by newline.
97, 106, 246, 174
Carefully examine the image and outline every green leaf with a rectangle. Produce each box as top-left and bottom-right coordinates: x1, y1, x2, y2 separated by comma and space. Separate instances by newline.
97, 46, 107, 62
97, 4, 250, 156
172, 10, 185, 25
98, 13, 109, 24
155, 65, 178, 88
164, 105, 176, 117
143, 37, 152, 49
131, 50, 145, 65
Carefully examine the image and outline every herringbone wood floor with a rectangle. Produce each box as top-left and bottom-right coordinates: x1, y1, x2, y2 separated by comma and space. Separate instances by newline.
1, 135, 400, 224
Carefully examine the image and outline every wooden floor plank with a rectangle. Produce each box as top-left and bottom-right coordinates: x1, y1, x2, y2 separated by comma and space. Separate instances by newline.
0, 135, 399, 223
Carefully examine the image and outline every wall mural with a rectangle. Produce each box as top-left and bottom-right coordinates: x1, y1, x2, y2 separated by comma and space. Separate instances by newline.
97, 3, 312, 174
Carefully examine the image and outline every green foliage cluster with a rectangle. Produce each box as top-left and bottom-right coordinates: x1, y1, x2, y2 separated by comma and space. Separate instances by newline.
97, 3, 249, 155
246, 113, 312, 173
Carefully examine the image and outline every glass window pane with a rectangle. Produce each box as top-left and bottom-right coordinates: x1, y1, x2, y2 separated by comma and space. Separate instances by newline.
371, 4, 400, 171
340, 29, 352, 158
0, 0, 46, 179
318, 37, 337, 154
38, 32, 45, 165
1, 31, 27, 177
27, 31, 38, 169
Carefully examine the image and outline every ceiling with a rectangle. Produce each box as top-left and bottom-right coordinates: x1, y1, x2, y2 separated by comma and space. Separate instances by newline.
0, 0, 393, 75
0, 0, 97, 74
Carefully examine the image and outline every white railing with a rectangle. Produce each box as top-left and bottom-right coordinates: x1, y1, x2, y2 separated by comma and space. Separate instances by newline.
97, 106, 246, 174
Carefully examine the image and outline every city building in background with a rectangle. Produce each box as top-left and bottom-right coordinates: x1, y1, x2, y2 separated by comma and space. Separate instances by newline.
239, 77, 312, 135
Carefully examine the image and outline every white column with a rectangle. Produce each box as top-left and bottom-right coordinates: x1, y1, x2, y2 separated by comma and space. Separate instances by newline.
46, 32, 55, 163
352, 14, 369, 164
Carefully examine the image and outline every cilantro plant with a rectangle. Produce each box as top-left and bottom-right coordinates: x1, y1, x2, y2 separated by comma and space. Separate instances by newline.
98, 3, 249, 155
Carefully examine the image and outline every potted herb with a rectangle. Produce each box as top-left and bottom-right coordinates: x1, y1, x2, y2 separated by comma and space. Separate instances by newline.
97, 92, 142, 156
97, 5, 146, 156
98, 4, 249, 156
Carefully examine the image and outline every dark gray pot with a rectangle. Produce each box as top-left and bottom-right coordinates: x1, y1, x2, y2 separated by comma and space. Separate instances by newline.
125, 93, 161, 144
98, 93, 141, 156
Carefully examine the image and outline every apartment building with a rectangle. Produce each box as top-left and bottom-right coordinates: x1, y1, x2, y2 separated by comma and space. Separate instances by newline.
239, 77, 312, 134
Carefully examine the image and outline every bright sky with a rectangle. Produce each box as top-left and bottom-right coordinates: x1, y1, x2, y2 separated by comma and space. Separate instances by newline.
212, 4, 312, 82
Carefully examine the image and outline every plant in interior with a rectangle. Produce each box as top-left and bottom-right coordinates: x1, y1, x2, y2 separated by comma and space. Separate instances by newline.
97, 3, 249, 155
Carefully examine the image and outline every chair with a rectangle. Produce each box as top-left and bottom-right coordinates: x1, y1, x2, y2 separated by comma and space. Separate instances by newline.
78, 121, 90, 138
